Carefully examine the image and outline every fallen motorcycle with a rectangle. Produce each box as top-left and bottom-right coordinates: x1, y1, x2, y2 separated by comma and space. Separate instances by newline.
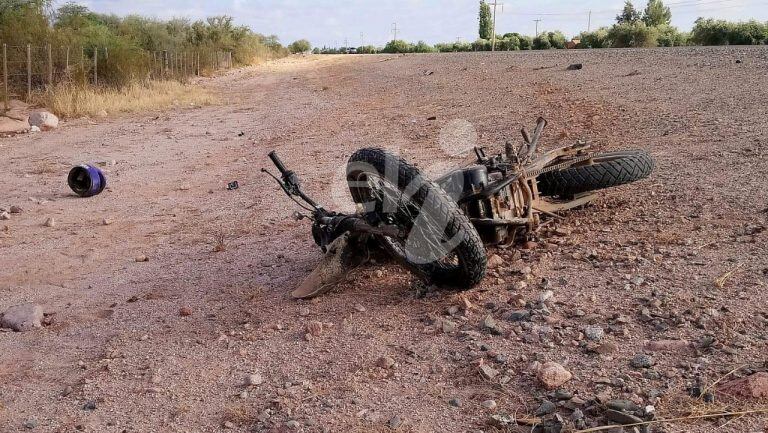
263, 118, 654, 299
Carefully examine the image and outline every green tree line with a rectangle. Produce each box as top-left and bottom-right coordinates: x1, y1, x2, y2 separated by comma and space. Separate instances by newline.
0, 0, 290, 85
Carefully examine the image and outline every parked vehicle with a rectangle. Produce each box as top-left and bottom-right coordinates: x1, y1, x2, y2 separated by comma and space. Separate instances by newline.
264, 118, 654, 298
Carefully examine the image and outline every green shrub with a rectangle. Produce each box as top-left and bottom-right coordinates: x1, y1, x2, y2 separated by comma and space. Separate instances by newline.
519, 35, 533, 50
578, 28, 610, 48
288, 39, 311, 53
499, 35, 520, 50
532, 35, 552, 50
413, 40, 436, 53
656, 24, 688, 47
691, 18, 732, 45
472, 39, 491, 51
382, 39, 413, 53
608, 22, 659, 48
357, 45, 378, 54
547, 31, 567, 49
730, 21, 768, 45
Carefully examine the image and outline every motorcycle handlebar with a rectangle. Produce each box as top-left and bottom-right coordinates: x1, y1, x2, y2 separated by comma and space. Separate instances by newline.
268, 151, 288, 175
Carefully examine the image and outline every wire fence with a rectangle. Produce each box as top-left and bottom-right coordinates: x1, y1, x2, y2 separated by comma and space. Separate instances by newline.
1, 43, 233, 111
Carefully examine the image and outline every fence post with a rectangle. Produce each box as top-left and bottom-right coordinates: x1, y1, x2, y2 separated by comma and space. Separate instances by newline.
196, 51, 200, 76
47, 43, 53, 86
93, 48, 98, 86
3, 44, 8, 111
27, 44, 32, 102
65, 47, 70, 74
81, 47, 86, 86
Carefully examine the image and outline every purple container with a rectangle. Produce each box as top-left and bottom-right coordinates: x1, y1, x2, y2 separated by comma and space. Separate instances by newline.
68, 164, 107, 197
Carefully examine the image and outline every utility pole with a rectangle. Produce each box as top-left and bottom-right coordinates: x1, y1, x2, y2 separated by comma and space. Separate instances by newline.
344, 38, 348, 49
360, 32, 364, 47
588, 11, 592, 32
391, 22, 399, 42
534, 19, 542, 37
489, 1, 504, 51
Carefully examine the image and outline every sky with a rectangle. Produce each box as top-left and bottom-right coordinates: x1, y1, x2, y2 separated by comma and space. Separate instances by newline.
70, 0, 768, 48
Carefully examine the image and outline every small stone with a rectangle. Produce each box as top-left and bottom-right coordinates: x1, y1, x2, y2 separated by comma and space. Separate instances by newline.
83, 400, 97, 411
223, 421, 235, 429
488, 254, 504, 268
9, 205, 22, 214
306, 320, 324, 337
373, 269, 384, 278
448, 398, 462, 407
719, 372, 768, 399
539, 290, 554, 303
377, 356, 396, 369
102, 218, 113, 226
30, 125, 41, 133
607, 399, 641, 413
299, 307, 310, 317
285, 420, 301, 430
537, 362, 573, 389
0, 303, 44, 332
481, 399, 497, 410
0, 212, 9, 220
353, 304, 366, 312
479, 364, 499, 380
630, 354, 655, 369
553, 389, 573, 400
61, 385, 73, 396
388, 415, 403, 430
179, 307, 192, 317
605, 409, 643, 425
506, 310, 531, 322
245, 373, 264, 386
441, 319, 458, 333
23, 419, 38, 429
535, 400, 557, 416
482, 315, 501, 334
584, 325, 604, 341
593, 342, 618, 354
43, 217, 55, 227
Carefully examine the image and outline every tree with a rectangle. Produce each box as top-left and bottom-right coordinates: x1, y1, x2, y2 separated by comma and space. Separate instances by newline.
288, 39, 311, 53
532, 34, 552, 50
479, 1, 492, 40
382, 39, 413, 53
643, 0, 671, 27
616, 1, 641, 24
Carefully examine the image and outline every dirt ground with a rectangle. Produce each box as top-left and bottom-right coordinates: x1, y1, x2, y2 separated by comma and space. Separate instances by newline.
1, 47, 767, 433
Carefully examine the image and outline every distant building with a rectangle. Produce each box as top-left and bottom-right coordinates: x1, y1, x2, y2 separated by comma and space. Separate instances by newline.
566, 38, 581, 49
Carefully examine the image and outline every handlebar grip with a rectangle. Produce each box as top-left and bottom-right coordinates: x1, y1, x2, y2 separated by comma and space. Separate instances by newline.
268, 151, 288, 175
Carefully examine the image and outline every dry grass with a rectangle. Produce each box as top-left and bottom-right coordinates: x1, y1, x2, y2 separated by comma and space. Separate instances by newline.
38, 81, 218, 119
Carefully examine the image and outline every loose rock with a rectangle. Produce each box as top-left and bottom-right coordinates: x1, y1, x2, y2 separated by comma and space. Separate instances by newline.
479, 364, 499, 380
245, 373, 264, 386
482, 399, 497, 410
630, 354, 655, 369
719, 372, 768, 399
584, 325, 604, 341
0, 212, 9, 220
537, 362, 573, 389
1, 303, 44, 332
488, 254, 504, 268
377, 355, 396, 369
43, 217, 55, 227
28, 111, 59, 131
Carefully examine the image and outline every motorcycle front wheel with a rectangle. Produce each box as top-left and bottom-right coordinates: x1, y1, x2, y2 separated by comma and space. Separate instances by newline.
346, 148, 487, 289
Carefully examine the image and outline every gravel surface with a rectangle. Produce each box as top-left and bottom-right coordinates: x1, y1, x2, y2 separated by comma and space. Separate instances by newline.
0, 47, 766, 433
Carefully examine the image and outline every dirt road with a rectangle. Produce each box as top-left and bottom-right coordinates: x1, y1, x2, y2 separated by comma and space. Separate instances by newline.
1, 48, 766, 433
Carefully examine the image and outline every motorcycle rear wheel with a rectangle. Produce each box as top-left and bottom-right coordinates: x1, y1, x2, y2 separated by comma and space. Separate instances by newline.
537, 150, 654, 197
